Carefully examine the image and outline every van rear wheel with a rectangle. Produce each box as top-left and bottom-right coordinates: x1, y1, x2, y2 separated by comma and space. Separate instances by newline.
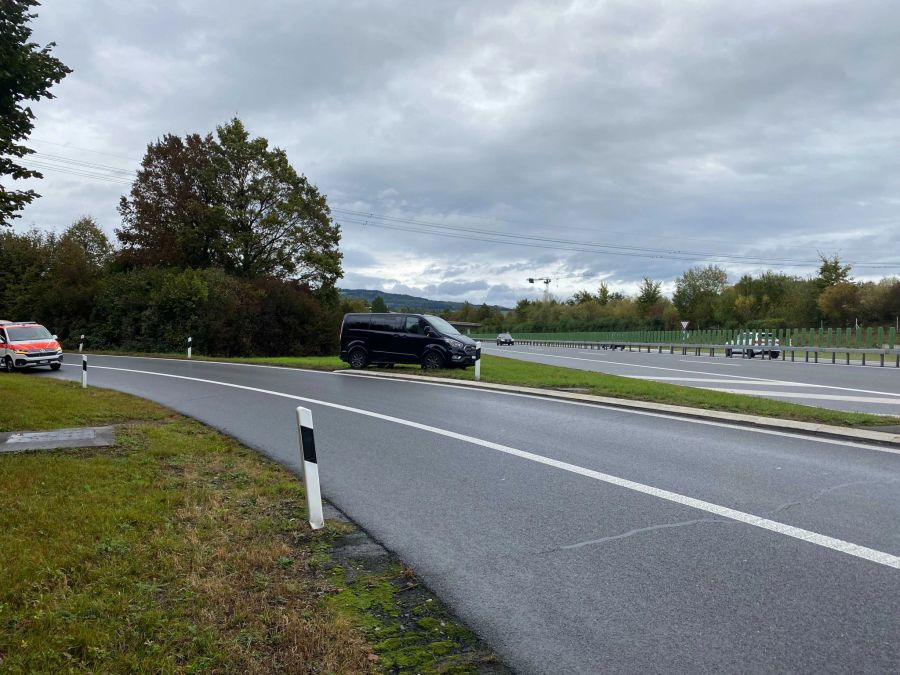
348, 348, 368, 369
422, 351, 445, 370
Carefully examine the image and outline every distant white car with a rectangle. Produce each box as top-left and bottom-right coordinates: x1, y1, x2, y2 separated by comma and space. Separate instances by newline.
725, 331, 780, 358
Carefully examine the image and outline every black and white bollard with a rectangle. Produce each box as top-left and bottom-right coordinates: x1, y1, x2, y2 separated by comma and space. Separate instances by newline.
81, 355, 87, 388
296, 406, 325, 530
475, 341, 482, 381
187, 336, 192, 360
78, 334, 84, 353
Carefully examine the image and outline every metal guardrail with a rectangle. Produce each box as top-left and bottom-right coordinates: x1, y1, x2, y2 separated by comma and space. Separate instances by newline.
511, 339, 900, 367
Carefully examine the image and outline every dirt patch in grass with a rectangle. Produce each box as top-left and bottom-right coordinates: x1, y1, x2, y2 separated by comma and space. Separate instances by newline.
0, 377, 506, 673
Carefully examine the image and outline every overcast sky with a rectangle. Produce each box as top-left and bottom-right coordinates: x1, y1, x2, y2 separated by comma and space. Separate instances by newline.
14, 0, 900, 306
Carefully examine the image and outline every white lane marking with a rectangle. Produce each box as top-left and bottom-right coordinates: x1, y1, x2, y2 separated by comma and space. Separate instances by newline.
61, 363, 900, 569
633, 377, 785, 385
339, 371, 900, 455
485, 347, 900, 399
678, 359, 741, 367
707, 389, 900, 405
79, 353, 336, 375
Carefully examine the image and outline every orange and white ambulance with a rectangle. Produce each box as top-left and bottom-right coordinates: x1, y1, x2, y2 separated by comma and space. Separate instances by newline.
0, 321, 64, 372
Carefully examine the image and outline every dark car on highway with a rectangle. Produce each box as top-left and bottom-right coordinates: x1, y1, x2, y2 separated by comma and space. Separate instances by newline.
340, 313, 479, 369
496, 333, 515, 346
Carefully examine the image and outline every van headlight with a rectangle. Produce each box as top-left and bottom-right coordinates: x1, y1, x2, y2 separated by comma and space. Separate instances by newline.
445, 338, 463, 350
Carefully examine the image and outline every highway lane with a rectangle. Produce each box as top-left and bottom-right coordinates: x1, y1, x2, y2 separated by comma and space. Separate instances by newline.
41, 355, 900, 674
483, 344, 900, 416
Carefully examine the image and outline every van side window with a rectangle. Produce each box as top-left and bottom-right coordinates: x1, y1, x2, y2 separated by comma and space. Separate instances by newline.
404, 317, 425, 334
345, 315, 370, 330
370, 315, 404, 332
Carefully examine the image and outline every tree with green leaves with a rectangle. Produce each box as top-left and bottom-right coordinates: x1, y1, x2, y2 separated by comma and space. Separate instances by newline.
636, 277, 662, 315
118, 118, 343, 290
370, 295, 388, 312
596, 282, 611, 306
673, 265, 728, 328
817, 282, 860, 324
0, 0, 71, 226
816, 255, 852, 290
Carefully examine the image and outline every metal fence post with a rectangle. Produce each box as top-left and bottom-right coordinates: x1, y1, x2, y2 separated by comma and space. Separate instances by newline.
296, 406, 325, 530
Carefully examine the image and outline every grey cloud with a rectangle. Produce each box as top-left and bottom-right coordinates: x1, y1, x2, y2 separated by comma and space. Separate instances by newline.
16, 0, 900, 306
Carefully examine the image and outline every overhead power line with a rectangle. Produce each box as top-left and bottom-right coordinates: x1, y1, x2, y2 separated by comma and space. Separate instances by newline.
18, 146, 900, 270
334, 211, 899, 269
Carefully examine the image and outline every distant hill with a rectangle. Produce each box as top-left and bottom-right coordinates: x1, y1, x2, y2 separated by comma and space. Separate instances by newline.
339, 289, 508, 313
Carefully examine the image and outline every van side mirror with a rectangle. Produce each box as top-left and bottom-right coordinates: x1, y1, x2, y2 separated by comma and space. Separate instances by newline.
52, 334, 58, 340
424, 326, 434, 336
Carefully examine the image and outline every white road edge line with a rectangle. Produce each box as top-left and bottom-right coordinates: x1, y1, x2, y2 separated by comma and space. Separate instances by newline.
76, 353, 336, 375
485, 347, 900, 398
337, 372, 900, 456
705, 389, 900, 405
74, 355, 900, 455
65, 362, 900, 570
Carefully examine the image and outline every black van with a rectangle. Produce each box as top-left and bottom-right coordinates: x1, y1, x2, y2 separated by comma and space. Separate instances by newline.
340, 313, 479, 369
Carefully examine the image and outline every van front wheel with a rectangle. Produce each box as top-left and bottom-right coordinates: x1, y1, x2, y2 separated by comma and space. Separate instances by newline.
348, 348, 368, 369
4, 357, 15, 373
422, 351, 445, 370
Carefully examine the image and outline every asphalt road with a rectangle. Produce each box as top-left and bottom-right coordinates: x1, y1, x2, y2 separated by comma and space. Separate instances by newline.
483, 344, 900, 416
41, 355, 900, 674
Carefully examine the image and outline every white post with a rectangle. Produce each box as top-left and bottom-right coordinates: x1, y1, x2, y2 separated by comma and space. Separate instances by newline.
78, 334, 84, 353
81, 355, 87, 388
187, 336, 192, 360
296, 406, 325, 530
475, 341, 482, 381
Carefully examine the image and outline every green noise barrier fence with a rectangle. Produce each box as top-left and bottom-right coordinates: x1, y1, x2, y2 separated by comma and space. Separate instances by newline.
471, 326, 898, 349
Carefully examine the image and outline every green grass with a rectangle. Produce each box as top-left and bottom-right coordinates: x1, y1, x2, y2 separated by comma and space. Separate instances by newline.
0, 376, 498, 673
0, 376, 169, 432
369, 354, 900, 428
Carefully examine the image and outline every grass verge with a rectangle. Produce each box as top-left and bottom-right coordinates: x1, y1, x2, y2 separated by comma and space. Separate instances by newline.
0, 376, 502, 673
368, 354, 900, 428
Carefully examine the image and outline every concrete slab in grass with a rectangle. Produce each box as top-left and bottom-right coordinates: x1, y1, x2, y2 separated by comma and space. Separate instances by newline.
0, 426, 115, 453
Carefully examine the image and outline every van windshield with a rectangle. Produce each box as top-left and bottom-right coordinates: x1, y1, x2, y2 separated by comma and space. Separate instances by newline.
423, 315, 460, 336
6, 325, 52, 342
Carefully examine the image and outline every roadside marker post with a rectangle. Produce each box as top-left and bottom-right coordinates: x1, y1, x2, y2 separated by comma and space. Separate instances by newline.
81, 355, 87, 388
187, 336, 192, 360
475, 341, 482, 381
296, 406, 325, 530
78, 334, 84, 353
